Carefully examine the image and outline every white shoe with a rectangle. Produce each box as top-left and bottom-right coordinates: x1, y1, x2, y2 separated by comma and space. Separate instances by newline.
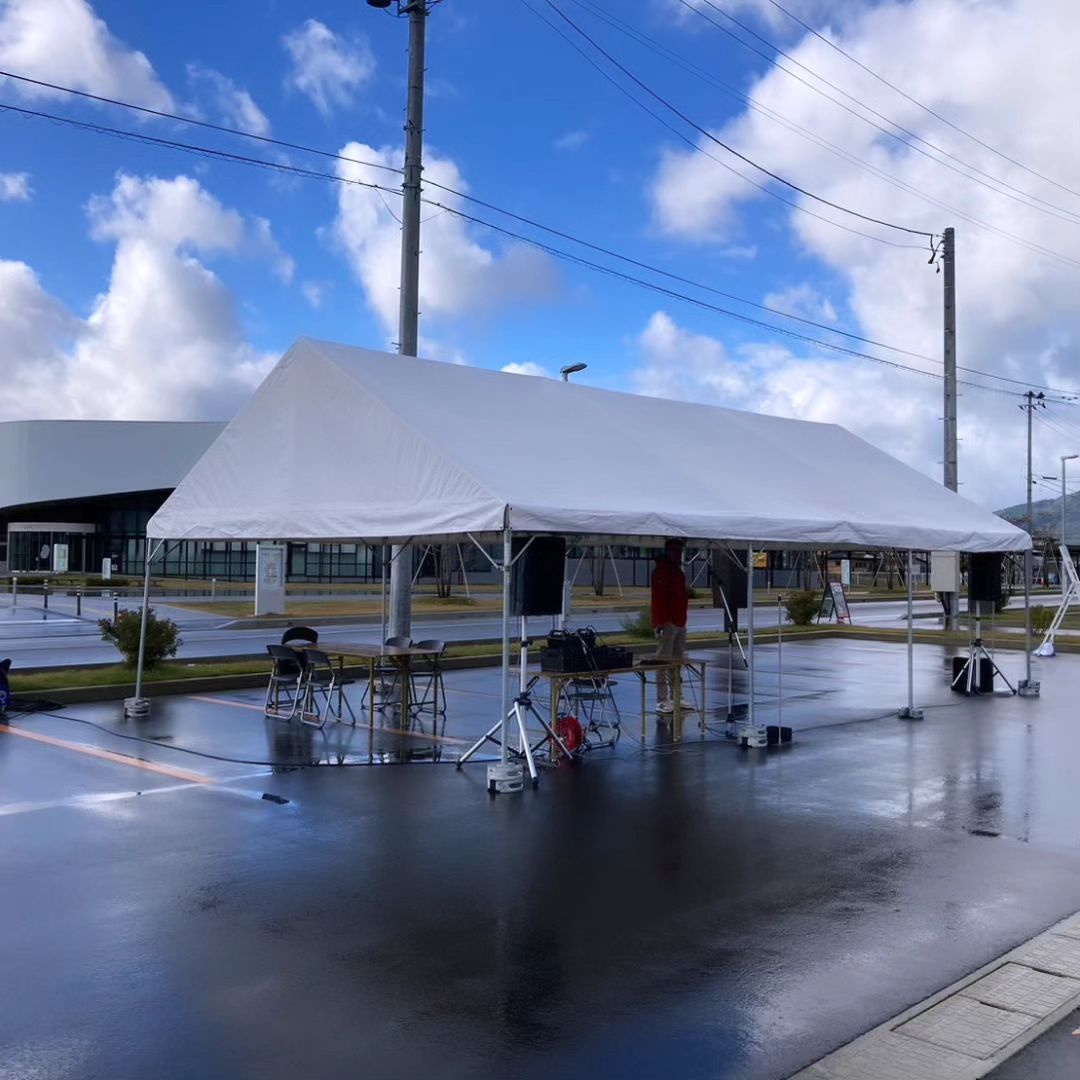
679, 699, 697, 711
657, 701, 674, 716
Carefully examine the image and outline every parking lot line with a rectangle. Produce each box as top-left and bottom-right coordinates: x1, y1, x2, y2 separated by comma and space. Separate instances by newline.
0, 723, 213, 784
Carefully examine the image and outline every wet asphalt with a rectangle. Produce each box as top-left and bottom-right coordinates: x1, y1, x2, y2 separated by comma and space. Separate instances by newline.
2, 639, 1080, 1080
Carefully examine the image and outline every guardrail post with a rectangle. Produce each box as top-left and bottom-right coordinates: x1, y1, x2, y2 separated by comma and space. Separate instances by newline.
113, 592, 119, 622
11, 574, 15, 608
76, 589, 82, 617
211, 577, 216, 601
43, 581, 48, 610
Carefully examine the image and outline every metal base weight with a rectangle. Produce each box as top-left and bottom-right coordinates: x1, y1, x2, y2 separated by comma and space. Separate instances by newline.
1018, 679, 1041, 698
123, 697, 151, 718
898, 706, 925, 720
735, 722, 768, 748
487, 762, 524, 794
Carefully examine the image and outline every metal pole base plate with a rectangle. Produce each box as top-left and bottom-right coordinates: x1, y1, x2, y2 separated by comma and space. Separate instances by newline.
123, 697, 151, 718
487, 762, 524, 795
1018, 679, 1041, 698
735, 723, 768, 748
898, 706, 925, 720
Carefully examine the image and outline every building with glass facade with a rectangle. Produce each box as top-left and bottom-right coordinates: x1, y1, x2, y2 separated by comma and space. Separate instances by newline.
0, 420, 391, 582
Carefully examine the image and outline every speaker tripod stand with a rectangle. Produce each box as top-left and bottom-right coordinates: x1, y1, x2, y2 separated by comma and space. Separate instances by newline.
952, 636, 1016, 696
457, 620, 573, 785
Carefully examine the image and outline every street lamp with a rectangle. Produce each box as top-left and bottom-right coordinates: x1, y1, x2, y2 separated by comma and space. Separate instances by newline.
560, 362, 587, 382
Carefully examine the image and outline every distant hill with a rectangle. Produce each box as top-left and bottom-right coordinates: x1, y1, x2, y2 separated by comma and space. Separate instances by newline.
997, 489, 1080, 542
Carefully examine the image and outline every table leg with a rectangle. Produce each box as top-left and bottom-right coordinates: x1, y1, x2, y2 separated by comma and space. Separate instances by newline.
551, 679, 559, 764
400, 659, 410, 733
699, 661, 706, 738
673, 664, 682, 742
640, 672, 646, 743
369, 657, 376, 734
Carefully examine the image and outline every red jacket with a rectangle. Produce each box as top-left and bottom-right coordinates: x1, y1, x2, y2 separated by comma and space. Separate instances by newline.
651, 556, 688, 628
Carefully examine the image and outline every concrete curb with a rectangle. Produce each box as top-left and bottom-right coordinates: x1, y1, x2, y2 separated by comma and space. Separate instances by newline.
792, 908, 1080, 1079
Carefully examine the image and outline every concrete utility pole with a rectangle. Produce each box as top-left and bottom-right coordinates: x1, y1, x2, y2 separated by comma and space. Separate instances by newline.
1021, 390, 1045, 694
941, 227, 959, 630
386, 0, 435, 641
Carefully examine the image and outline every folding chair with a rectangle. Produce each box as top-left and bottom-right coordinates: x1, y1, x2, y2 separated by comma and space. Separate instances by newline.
563, 674, 622, 748
361, 635, 412, 711
409, 639, 447, 732
300, 647, 356, 729
264, 644, 306, 720
281, 625, 319, 647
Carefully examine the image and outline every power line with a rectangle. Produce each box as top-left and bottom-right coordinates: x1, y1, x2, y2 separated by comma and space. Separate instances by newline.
760, 0, 1080, 205
519, 0, 926, 251
0, 68, 404, 179
8, 95, 1077, 403
683, 0, 1080, 227
537, 0, 1080, 272
534, 0, 934, 240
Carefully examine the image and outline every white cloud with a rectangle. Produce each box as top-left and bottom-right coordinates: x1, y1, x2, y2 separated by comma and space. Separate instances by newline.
0, 173, 281, 421
187, 65, 269, 137
301, 281, 327, 309
0, 171, 31, 201
763, 283, 837, 324
632, 310, 1035, 508
250, 217, 295, 284
554, 130, 589, 152
332, 142, 560, 348
501, 362, 549, 377
0, 0, 173, 108
649, 0, 1080, 506
282, 19, 374, 115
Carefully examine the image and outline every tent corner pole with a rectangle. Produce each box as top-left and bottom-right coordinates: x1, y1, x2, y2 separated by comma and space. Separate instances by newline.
899, 548, 923, 720
126, 538, 162, 719
744, 543, 758, 742
500, 522, 512, 764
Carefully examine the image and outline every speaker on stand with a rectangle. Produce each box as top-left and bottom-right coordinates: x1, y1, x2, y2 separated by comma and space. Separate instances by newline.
952, 554, 1015, 696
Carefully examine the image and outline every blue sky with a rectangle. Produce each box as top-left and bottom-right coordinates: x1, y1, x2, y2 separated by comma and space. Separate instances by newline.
1, 0, 1079, 507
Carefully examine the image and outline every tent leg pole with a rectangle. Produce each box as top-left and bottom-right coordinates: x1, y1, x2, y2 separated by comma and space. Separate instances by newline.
899, 549, 923, 719
1020, 545, 1040, 697
380, 544, 388, 644
125, 539, 160, 719
738, 544, 764, 747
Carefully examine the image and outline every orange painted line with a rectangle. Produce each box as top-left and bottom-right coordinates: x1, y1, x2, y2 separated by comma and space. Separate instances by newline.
0, 723, 212, 785
190, 695, 471, 746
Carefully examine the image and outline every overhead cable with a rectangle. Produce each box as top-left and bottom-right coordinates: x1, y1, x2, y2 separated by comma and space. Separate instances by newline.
533, 0, 933, 239
760, 0, 1080, 205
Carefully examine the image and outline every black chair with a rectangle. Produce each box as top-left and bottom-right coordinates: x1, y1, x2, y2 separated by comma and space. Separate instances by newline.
281, 625, 318, 647
300, 647, 356, 729
361, 635, 412, 711
264, 644, 305, 720
409, 639, 447, 730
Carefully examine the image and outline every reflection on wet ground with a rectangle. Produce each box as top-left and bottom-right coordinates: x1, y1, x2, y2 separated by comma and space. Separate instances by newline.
1, 638, 1078, 1080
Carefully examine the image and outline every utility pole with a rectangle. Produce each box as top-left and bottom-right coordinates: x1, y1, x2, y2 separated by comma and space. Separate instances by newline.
1020, 390, 1045, 695
941, 226, 959, 630
381, 0, 438, 641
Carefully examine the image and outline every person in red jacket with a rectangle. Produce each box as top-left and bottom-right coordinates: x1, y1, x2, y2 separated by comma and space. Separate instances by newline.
651, 538, 688, 717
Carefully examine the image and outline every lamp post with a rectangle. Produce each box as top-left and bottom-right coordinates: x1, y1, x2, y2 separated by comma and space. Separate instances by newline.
1062, 454, 1077, 601
560, 362, 587, 382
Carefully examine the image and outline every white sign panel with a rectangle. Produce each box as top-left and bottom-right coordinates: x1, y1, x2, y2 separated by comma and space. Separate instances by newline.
930, 551, 960, 593
840, 559, 851, 586
101, 557, 112, 581
255, 543, 287, 616
52, 543, 68, 573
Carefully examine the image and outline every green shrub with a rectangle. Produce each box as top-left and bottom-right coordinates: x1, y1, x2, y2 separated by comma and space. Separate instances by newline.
784, 590, 820, 626
620, 607, 655, 639
1031, 605, 1055, 635
98, 606, 182, 668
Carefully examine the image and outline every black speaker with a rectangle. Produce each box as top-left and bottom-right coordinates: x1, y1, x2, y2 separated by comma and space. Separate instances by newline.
951, 655, 994, 694
710, 550, 748, 632
968, 553, 1002, 603
510, 537, 566, 617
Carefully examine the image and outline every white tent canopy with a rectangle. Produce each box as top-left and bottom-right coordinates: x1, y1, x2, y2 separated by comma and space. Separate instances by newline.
148, 338, 1029, 554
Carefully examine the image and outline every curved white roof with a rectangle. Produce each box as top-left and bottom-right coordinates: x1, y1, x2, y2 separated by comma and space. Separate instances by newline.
148, 339, 1029, 553
0, 420, 225, 511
